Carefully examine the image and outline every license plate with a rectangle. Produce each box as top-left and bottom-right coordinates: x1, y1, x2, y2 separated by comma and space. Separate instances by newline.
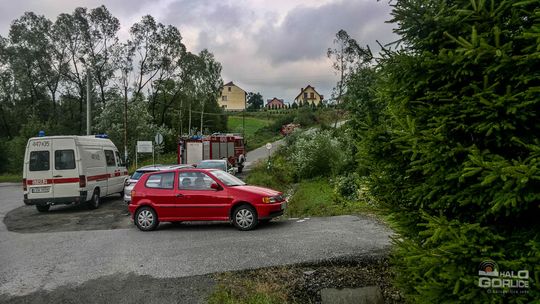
281, 202, 287, 210
31, 186, 50, 193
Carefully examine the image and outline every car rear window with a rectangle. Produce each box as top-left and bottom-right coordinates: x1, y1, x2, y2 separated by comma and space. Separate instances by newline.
55, 150, 76, 170
145, 172, 175, 189
132, 170, 156, 180
29, 151, 50, 171
197, 162, 226, 170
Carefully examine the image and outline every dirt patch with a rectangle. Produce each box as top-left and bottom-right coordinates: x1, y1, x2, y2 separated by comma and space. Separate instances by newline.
3, 196, 132, 233
211, 255, 403, 304
0, 273, 215, 304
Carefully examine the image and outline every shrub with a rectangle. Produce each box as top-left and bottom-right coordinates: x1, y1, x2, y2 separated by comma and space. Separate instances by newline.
288, 130, 346, 179
332, 172, 360, 201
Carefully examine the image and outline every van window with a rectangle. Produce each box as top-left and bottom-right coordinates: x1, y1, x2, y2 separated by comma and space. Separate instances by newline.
115, 151, 124, 167
145, 172, 175, 189
55, 150, 76, 170
104, 150, 116, 167
29, 151, 50, 171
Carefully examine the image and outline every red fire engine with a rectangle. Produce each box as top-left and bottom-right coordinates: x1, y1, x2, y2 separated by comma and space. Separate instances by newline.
177, 134, 247, 173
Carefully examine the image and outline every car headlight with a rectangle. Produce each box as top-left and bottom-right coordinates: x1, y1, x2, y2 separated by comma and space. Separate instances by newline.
262, 196, 278, 204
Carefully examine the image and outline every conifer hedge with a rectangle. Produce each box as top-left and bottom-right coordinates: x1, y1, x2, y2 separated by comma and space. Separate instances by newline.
353, 1, 540, 302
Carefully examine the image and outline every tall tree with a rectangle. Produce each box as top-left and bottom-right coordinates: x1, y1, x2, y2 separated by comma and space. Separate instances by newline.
82, 5, 120, 106
247, 92, 263, 110
327, 29, 371, 103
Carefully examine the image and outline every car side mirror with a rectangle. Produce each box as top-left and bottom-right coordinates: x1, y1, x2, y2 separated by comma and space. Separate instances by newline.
210, 183, 221, 190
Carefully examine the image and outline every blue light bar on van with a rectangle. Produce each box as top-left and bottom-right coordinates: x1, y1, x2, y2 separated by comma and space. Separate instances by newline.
95, 134, 109, 139
38, 130, 45, 137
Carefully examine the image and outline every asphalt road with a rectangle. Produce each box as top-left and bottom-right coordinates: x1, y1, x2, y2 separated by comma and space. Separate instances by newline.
0, 183, 392, 299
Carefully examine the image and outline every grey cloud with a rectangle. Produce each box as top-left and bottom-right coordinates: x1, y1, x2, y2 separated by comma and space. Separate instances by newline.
164, 0, 251, 30
0, 0, 149, 36
256, 0, 397, 64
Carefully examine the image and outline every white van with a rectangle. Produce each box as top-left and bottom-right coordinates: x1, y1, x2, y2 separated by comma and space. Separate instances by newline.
23, 135, 127, 212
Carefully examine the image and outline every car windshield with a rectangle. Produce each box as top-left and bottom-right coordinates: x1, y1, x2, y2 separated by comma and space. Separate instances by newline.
197, 161, 226, 171
131, 170, 155, 180
211, 170, 245, 186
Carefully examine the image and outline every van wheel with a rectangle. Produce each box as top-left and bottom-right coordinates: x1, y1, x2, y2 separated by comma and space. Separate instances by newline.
232, 205, 258, 231
88, 190, 100, 210
135, 207, 159, 231
36, 205, 50, 212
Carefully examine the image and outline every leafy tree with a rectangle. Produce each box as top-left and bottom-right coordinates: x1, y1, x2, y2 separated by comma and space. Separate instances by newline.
0, 6, 226, 172
327, 29, 371, 103
247, 92, 263, 110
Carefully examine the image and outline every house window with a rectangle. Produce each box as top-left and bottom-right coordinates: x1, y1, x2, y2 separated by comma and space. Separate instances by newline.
222, 95, 228, 101
310, 92, 314, 99
303, 92, 307, 99
228, 87, 231, 92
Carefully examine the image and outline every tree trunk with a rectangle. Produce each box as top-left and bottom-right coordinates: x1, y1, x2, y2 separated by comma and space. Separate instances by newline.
123, 86, 128, 163
200, 100, 205, 134
188, 102, 192, 136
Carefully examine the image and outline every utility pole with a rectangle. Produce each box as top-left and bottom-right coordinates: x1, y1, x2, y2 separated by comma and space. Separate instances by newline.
86, 71, 91, 135
80, 57, 91, 135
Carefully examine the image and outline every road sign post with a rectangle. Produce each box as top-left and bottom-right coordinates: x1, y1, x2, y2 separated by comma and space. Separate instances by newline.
265, 143, 272, 170
154, 133, 163, 163
136, 141, 153, 168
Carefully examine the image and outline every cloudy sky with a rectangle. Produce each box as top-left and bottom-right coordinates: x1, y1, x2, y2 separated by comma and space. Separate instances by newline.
0, 0, 398, 104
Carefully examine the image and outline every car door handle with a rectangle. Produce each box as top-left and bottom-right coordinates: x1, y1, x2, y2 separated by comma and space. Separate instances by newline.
53, 175, 62, 178
176, 194, 184, 198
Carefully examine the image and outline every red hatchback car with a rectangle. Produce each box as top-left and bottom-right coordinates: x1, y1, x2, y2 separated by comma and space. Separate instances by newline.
128, 168, 287, 231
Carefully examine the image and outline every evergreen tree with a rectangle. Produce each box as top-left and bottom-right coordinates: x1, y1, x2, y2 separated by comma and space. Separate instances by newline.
352, 0, 540, 302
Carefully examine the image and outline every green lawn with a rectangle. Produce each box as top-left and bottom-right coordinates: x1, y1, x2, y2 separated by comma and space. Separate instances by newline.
227, 116, 272, 135
227, 116, 281, 151
286, 178, 375, 218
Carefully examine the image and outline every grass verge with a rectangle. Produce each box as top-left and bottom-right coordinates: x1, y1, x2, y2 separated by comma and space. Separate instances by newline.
127, 152, 178, 174
0, 173, 22, 183
208, 259, 401, 304
286, 178, 378, 218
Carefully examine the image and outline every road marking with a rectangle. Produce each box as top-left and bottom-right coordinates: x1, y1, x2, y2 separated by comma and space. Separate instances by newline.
296, 220, 305, 223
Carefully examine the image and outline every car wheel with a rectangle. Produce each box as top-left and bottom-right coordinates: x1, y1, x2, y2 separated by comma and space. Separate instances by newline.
232, 205, 258, 231
135, 207, 159, 231
36, 205, 50, 212
88, 190, 100, 210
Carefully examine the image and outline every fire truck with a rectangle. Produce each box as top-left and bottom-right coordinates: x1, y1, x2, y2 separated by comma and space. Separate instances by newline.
177, 134, 247, 173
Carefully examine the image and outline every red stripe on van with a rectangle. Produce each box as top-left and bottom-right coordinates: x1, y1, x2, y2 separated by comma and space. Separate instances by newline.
28, 172, 122, 186
27, 178, 79, 185
87, 174, 110, 182
53, 177, 80, 184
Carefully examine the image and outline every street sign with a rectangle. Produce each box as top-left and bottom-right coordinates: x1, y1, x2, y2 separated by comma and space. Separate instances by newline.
155, 133, 163, 145
265, 143, 272, 150
137, 141, 153, 153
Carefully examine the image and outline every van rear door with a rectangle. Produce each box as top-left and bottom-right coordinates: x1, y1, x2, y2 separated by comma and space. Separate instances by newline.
52, 138, 80, 199
26, 138, 54, 199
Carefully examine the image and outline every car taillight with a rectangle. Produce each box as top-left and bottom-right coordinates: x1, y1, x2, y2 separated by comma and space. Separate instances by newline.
23, 178, 27, 191
79, 175, 86, 188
